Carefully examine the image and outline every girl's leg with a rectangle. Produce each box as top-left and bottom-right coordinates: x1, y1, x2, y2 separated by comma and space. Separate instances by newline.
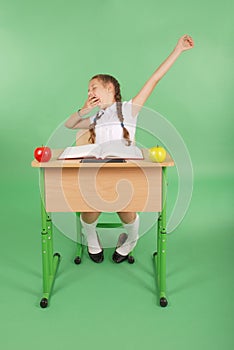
116, 212, 140, 256
80, 212, 102, 254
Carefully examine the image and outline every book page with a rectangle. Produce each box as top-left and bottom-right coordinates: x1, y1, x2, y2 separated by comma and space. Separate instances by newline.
100, 140, 143, 159
58, 140, 143, 160
58, 144, 101, 159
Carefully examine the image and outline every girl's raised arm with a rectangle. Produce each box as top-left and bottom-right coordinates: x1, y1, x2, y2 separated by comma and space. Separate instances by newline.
132, 35, 194, 117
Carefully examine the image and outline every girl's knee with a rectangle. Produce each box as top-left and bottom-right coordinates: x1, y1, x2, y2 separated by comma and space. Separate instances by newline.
117, 212, 136, 224
81, 212, 100, 224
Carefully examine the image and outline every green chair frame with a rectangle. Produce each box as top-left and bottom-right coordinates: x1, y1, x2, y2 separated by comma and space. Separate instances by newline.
73, 212, 135, 265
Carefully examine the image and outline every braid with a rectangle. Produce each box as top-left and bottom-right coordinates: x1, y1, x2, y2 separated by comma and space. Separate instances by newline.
116, 102, 131, 146
88, 114, 97, 144
88, 74, 131, 145
88, 111, 103, 144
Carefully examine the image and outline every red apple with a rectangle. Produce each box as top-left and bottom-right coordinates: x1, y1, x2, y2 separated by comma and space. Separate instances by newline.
34, 146, 52, 162
149, 145, 167, 162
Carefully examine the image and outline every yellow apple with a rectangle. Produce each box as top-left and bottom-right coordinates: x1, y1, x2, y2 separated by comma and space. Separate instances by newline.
149, 146, 167, 162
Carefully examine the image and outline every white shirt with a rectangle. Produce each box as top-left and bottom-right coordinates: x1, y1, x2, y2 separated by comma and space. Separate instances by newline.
90, 100, 137, 144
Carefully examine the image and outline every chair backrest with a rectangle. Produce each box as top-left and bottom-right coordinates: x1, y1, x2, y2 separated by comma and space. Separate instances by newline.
76, 129, 90, 146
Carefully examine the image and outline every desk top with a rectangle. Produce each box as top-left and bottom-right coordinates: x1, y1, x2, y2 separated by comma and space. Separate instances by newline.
31, 149, 174, 168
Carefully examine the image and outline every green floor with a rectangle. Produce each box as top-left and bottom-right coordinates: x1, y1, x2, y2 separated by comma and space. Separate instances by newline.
1, 173, 233, 350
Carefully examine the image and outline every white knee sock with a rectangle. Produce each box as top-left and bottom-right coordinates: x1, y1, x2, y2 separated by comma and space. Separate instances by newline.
80, 216, 102, 254
116, 214, 140, 256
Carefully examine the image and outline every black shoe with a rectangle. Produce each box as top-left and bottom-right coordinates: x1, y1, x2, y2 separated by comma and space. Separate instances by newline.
88, 249, 104, 263
112, 250, 129, 263
112, 233, 129, 263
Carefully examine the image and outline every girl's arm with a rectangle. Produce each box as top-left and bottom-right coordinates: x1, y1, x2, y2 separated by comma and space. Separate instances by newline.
132, 35, 194, 116
64, 111, 90, 129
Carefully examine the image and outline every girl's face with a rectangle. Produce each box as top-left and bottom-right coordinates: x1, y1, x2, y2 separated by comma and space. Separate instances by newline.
88, 78, 115, 109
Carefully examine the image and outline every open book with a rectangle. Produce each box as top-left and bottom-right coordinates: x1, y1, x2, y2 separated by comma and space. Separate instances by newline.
58, 140, 144, 160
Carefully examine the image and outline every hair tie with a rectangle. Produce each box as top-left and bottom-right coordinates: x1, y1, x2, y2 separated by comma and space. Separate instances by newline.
120, 122, 124, 128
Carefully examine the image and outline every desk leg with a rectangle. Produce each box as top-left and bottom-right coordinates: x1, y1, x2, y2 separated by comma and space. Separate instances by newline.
156, 214, 162, 286
39, 168, 61, 308
74, 212, 83, 265
153, 167, 168, 307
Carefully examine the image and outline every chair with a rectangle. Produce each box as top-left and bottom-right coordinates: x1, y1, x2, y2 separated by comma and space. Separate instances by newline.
73, 129, 135, 264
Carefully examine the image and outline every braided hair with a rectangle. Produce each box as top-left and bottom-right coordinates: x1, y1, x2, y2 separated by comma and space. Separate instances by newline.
88, 74, 131, 145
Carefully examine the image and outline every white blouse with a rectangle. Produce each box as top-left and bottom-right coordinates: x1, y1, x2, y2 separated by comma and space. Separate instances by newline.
89, 100, 137, 144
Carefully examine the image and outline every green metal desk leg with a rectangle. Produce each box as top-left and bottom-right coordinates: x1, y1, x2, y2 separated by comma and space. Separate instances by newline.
156, 213, 162, 286
39, 168, 61, 308
153, 167, 168, 307
74, 212, 83, 265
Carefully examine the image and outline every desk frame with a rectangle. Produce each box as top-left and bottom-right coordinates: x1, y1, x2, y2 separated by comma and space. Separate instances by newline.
39, 168, 60, 308
34, 152, 172, 309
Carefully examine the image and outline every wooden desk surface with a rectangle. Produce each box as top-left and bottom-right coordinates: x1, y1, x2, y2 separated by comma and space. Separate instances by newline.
31, 149, 174, 168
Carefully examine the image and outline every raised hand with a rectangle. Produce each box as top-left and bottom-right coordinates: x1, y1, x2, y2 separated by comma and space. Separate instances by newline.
176, 34, 194, 52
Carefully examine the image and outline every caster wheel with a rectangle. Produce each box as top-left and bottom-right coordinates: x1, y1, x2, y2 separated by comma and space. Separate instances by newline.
153, 252, 157, 257
160, 297, 168, 308
128, 255, 135, 264
53, 252, 61, 258
40, 298, 48, 308
74, 256, 81, 264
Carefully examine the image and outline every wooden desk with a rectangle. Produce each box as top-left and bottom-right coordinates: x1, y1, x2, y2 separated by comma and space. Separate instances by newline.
32, 149, 174, 308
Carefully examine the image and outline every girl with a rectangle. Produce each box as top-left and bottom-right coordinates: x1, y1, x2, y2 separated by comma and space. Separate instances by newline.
65, 34, 194, 263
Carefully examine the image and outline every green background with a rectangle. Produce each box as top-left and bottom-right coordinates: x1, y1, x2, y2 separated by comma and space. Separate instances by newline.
1, 0, 233, 349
